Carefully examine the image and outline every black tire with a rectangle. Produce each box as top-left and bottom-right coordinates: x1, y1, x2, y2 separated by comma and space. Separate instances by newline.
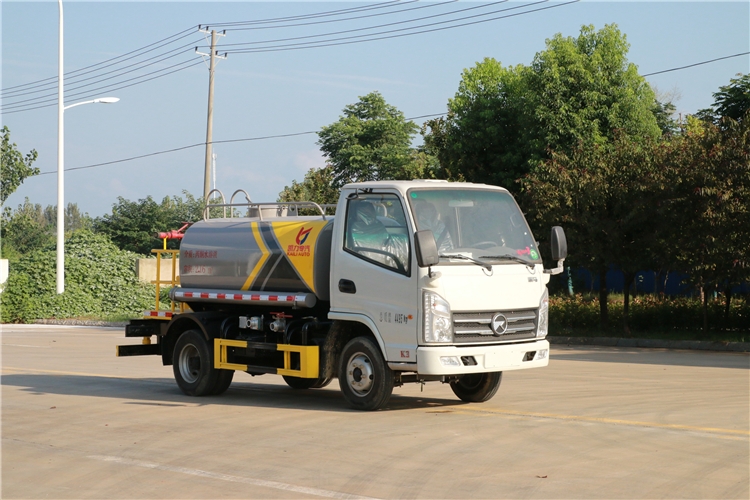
211, 369, 234, 395
338, 337, 394, 411
450, 372, 502, 403
172, 330, 219, 396
312, 376, 333, 389
282, 375, 319, 390
282, 374, 333, 390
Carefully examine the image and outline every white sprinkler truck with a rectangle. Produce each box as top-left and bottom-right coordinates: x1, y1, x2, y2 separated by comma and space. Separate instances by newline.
117, 180, 567, 410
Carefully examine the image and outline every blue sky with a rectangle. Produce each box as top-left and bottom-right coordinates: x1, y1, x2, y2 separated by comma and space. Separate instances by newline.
2, 1, 748, 218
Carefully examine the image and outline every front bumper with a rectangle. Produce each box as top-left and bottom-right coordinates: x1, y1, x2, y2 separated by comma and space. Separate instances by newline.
416, 339, 549, 375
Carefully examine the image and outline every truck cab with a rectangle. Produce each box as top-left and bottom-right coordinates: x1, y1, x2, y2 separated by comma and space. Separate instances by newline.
327, 180, 564, 408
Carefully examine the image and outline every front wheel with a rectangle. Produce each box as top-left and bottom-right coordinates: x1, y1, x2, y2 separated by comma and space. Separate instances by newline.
173, 330, 219, 396
450, 372, 502, 403
338, 337, 394, 411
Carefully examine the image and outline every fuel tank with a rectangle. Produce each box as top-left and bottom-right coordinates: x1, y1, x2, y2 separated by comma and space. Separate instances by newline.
179, 217, 334, 300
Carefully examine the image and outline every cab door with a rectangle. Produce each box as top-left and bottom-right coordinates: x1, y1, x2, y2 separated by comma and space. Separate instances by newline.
329, 190, 418, 363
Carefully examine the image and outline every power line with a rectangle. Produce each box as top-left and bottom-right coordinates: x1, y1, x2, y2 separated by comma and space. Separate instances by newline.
220, 0, 499, 48
1, 1, 411, 96
0, 1, 490, 110
2, 58, 201, 112
205, 0, 409, 28
1, 27, 198, 95
2, 42, 204, 112
227, 1, 568, 55
34, 112, 449, 176
2, 41, 201, 100
221, 0, 457, 32
34, 131, 318, 175
1, 52, 198, 111
2, 60, 204, 115
642, 52, 750, 77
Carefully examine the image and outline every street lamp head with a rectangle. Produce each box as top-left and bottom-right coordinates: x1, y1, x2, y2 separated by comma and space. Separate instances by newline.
64, 96, 120, 110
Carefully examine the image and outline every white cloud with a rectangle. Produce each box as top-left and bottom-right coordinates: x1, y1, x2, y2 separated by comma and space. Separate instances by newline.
293, 149, 326, 174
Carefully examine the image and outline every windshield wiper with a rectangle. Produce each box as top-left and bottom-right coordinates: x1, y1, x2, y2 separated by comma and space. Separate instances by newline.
479, 254, 533, 266
439, 253, 492, 272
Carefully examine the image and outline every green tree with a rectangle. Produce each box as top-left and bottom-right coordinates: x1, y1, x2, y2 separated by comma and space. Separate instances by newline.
529, 24, 660, 150
2, 201, 93, 260
653, 99, 679, 136
318, 91, 427, 187
660, 116, 750, 331
93, 191, 203, 255
651, 87, 681, 136
278, 165, 339, 207
1, 199, 54, 260
424, 24, 661, 192
42, 204, 93, 233
1, 126, 39, 205
423, 59, 535, 189
698, 73, 750, 123
523, 134, 665, 332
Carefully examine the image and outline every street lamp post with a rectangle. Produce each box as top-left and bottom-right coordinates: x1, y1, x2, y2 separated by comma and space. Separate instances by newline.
57, 0, 119, 293
57, 0, 63, 294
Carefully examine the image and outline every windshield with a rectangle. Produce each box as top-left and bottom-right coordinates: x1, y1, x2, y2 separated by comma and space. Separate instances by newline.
408, 188, 541, 264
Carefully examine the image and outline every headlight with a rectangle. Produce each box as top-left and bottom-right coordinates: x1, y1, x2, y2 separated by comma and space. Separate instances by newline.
537, 288, 549, 338
423, 291, 453, 343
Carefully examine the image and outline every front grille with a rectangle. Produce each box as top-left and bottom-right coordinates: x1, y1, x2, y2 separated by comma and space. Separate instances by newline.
452, 308, 537, 344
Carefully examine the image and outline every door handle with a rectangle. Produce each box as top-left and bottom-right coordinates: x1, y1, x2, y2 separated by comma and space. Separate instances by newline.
338, 279, 356, 294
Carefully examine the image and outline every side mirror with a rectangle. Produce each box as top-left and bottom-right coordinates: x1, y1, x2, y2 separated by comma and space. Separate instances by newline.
415, 230, 439, 268
550, 226, 567, 261
544, 226, 567, 275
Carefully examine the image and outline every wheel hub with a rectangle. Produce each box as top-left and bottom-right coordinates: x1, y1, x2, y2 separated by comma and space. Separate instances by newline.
346, 353, 374, 396
178, 344, 201, 384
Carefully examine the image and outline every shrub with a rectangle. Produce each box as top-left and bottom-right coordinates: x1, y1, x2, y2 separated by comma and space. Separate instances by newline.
549, 293, 750, 339
1, 231, 154, 322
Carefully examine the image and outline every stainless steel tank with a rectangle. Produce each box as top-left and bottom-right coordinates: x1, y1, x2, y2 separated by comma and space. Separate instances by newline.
179, 218, 333, 300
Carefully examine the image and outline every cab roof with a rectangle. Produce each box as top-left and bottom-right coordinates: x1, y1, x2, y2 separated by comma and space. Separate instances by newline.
340, 179, 510, 195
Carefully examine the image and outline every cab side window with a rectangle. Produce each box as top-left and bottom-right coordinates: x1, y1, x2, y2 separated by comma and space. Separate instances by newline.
344, 194, 410, 275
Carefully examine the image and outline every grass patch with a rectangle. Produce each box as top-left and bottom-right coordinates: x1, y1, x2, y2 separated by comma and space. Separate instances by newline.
91, 312, 141, 323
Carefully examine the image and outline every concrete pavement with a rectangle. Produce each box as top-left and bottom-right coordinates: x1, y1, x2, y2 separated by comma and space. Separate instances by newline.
2, 324, 748, 499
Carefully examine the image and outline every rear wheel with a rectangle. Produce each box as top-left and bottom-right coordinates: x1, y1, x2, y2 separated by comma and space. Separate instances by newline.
173, 330, 219, 396
338, 337, 394, 411
281, 337, 331, 389
211, 369, 234, 395
450, 372, 502, 402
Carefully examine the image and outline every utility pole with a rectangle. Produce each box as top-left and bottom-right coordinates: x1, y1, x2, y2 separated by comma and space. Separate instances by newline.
196, 27, 226, 203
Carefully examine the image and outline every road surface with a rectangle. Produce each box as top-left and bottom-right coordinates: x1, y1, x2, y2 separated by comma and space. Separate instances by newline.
2, 324, 748, 499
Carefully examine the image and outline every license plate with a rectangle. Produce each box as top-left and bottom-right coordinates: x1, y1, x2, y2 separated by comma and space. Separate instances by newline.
484, 350, 521, 369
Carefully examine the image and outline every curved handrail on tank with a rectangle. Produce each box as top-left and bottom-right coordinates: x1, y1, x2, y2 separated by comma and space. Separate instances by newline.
229, 189, 253, 218
251, 201, 328, 220
203, 197, 329, 221
204, 189, 228, 219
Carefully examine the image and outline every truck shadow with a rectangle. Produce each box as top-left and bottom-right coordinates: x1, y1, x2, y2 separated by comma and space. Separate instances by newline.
1, 372, 467, 413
